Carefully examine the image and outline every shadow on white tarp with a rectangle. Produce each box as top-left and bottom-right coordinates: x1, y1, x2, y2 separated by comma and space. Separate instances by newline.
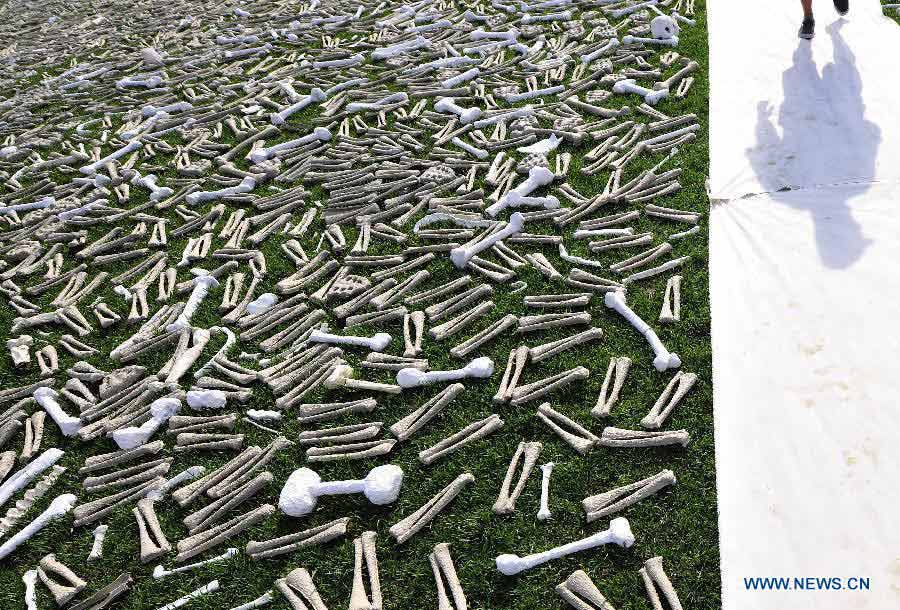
708, 1, 900, 607
709, 1, 900, 201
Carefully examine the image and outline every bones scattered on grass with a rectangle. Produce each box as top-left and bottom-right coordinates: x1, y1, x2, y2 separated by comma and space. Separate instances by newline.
642, 371, 697, 429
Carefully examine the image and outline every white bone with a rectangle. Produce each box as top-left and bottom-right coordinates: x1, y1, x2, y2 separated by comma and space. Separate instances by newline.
186, 176, 256, 205
229, 591, 274, 610
346, 93, 408, 112
0, 494, 77, 561
451, 136, 488, 159
495, 517, 634, 575
396, 356, 494, 388
325, 361, 402, 394
6, 335, 33, 367
434, 98, 482, 124
23, 569, 38, 610
473, 106, 534, 129
148, 465, 206, 501
143, 102, 192, 117
79, 141, 142, 175
0, 447, 64, 508
581, 38, 620, 64
246, 293, 278, 315
152, 548, 239, 579
613, 79, 669, 105
247, 409, 283, 422
112, 396, 181, 449
471, 28, 519, 42
271, 87, 327, 125
486, 167, 555, 217
131, 172, 174, 202
88, 524, 108, 561
503, 85, 564, 103
441, 68, 480, 89
309, 329, 391, 352
168, 273, 220, 332
186, 389, 227, 410
537, 462, 554, 521
622, 34, 679, 48
156, 580, 219, 610
116, 75, 162, 89
278, 464, 404, 517
609, 0, 657, 17
604, 291, 680, 371
249, 127, 331, 164
451, 212, 525, 268
33, 388, 82, 436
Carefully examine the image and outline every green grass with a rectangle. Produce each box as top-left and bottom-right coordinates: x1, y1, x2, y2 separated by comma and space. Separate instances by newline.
0, 2, 719, 609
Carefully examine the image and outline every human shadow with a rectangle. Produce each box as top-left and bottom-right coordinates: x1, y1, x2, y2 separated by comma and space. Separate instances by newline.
746, 20, 879, 269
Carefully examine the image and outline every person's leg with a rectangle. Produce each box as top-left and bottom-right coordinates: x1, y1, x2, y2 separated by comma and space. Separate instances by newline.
833, 0, 849, 16
799, 0, 815, 39
801, 0, 813, 18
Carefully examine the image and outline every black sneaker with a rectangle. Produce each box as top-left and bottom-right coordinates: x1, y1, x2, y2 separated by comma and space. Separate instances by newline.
834, 0, 849, 15
799, 17, 815, 39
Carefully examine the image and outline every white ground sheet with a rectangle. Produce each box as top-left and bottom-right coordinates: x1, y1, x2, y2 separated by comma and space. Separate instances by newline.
708, 0, 900, 200
708, 1, 900, 608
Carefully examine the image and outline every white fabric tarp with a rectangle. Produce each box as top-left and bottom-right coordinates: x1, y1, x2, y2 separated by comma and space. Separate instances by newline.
708, 0, 900, 200
708, 1, 900, 608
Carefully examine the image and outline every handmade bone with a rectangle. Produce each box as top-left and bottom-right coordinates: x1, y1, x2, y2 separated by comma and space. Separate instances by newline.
0, 494, 76, 560
493, 441, 542, 515
582, 470, 676, 522
556, 570, 616, 610
592, 357, 632, 418
640, 555, 684, 610
113, 396, 181, 449
537, 462, 554, 521
641, 371, 697, 429
276, 568, 328, 610
310, 329, 391, 352
389, 472, 474, 544
450, 213, 525, 268
38, 552, 87, 605
397, 357, 493, 388
496, 517, 635, 575
349, 531, 382, 610
604, 291, 680, 371
153, 548, 238, 579
278, 465, 404, 517
612, 79, 669, 105
32, 387, 82, 436
486, 167, 555, 217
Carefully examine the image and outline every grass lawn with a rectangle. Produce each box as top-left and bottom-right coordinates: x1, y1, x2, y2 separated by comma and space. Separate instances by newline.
0, 1, 719, 608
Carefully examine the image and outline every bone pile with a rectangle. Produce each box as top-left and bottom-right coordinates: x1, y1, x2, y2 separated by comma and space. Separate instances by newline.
0, 0, 704, 606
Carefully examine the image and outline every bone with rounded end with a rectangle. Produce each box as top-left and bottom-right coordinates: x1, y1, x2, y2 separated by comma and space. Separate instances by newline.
396, 356, 494, 388
450, 213, 525, 269
537, 462, 554, 521
278, 464, 404, 517
34, 387, 81, 436
613, 79, 669, 105
495, 517, 635, 575
88, 524, 109, 561
486, 167, 556, 217
112, 396, 181, 449
23, 569, 38, 610
152, 548, 238, 579
310, 329, 391, 352
434, 97, 482, 124
0, 493, 77, 561
604, 291, 680, 371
